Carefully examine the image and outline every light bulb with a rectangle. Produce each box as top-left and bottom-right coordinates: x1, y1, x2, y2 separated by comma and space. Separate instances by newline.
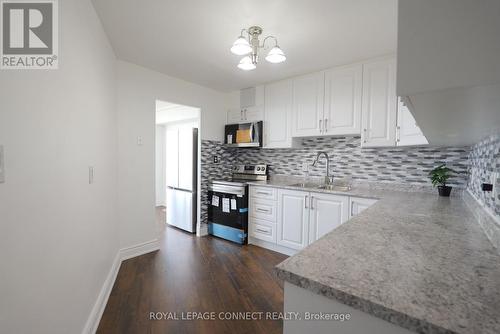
237, 56, 256, 70
265, 46, 286, 63
231, 37, 252, 55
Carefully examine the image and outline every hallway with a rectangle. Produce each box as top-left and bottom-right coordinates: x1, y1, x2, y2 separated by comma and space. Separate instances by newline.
97, 208, 288, 333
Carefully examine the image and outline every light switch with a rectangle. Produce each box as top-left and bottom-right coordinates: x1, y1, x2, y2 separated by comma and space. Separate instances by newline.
89, 166, 94, 184
0, 145, 4, 183
137, 136, 143, 146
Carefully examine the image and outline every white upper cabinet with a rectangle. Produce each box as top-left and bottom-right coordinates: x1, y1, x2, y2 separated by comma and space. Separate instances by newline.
396, 98, 428, 146
226, 106, 263, 124
264, 80, 294, 148
308, 193, 349, 244
277, 189, 309, 250
228, 86, 264, 124
292, 72, 325, 137
324, 64, 362, 135
361, 57, 398, 147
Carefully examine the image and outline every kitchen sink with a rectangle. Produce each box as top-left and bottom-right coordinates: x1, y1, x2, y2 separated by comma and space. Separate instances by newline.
288, 182, 320, 188
288, 182, 351, 192
316, 184, 351, 192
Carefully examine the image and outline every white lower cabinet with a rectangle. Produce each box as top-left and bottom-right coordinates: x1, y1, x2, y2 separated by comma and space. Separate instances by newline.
249, 185, 377, 255
249, 218, 276, 243
349, 197, 378, 218
277, 189, 310, 250
308, 193, 349, 244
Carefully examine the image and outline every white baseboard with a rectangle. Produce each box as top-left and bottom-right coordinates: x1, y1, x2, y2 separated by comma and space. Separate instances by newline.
120, 238, 160, 261
82, 252, 121, 334
248, 237, 297, 256
83, 238, 160, 334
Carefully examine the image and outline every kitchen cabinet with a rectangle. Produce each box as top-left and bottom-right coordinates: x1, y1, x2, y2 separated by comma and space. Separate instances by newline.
324, 64, 362, 135
249, 185, 378, 255
396, 98, 428, 146
226, 106, 263, 124
361, 57, 398, 147
349, 197, 378, 218
308, 193, 349, 244
292, 72, 325, 137
277, 189, 309, 250
264, 79, 294, 148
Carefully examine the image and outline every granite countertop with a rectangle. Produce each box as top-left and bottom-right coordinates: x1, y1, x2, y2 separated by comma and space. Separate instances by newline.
248, 180, 500, 334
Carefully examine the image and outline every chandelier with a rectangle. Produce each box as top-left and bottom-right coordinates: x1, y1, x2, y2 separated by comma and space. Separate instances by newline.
230, 26, 286, 70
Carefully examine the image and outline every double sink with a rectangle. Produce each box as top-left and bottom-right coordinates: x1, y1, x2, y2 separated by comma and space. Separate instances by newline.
288, 182, 351, 192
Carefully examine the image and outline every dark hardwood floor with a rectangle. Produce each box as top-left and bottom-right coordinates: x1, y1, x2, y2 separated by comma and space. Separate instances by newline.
97, 207, 288, 334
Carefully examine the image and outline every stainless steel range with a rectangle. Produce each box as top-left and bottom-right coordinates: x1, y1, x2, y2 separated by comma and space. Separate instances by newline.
208, 164, 268, 244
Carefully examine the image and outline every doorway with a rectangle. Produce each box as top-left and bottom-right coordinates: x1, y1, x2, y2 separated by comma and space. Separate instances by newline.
155, 100, 201, 235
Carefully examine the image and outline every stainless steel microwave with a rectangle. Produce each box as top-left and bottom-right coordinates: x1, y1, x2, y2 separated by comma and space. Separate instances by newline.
224, 121, 263, 148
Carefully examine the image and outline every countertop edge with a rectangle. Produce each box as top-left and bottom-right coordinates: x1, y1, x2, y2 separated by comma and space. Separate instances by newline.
274, 267, 455, 334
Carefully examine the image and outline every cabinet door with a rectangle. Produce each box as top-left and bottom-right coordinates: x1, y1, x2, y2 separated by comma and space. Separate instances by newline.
396, 98, 428, 146
308, 194, 349, 244
292, 72, 325, 137
227, 109, 243, 124
264, 80, 293, 148
324, 64, 362, 135
243, 106, 264, 122
349, 197, 378, 218
277, 189, 309, 250
165, 127, 179, 188
361, 58, 397, 147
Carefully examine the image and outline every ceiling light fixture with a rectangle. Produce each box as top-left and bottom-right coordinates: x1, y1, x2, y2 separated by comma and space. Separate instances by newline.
230, 26, 286, 70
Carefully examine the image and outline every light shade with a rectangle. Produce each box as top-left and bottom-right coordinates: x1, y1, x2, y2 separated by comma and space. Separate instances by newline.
230, 37, 252, 55
237, 56, 256, 71
265, 46, 286, 63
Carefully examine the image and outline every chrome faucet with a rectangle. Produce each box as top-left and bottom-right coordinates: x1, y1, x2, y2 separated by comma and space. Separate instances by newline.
312, 151, 334, 184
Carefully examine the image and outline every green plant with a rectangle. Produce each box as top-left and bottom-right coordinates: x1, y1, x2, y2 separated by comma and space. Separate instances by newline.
429, 164, 456, 187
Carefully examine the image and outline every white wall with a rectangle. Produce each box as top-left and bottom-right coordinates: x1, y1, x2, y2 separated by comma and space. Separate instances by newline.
0, 0, 118, 333
155, 125, 166, 206
116, 61, 231, 248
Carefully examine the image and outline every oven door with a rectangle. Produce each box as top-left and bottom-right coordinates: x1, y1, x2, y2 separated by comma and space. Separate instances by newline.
207, 186, 248, 244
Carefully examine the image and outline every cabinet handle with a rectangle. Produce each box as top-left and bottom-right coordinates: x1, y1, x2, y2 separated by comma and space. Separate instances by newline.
324, 119, 328, 133
256, 208, 270, 213
396, 126, 401, 143
319, 120, 323, 133
363, 128, 367, 143
256, 191, 270, 195
256, 228, 270, 234
244, 109, 247, 120
305, 195, 308, 209
310, 196, 314, 209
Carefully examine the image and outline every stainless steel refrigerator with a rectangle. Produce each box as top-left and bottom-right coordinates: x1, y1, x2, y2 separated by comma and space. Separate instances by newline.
165, 127, 198, 233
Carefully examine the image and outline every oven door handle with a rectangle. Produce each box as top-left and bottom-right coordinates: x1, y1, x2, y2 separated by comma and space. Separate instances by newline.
209, 184, 246, 196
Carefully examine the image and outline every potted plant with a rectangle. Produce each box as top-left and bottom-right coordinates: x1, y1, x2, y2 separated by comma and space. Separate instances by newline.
429, 164, 456, 197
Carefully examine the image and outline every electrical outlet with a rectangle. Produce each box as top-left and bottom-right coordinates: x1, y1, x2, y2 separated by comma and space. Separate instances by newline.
213, 156, 219, 164
0, 145, 5, 183
137, 136, 143, 146
302, 162, 309, 172
491, 172, 499, 200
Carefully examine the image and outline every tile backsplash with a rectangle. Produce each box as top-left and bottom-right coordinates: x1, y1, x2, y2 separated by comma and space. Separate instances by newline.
467, 133, 500, 216
237, 137, 470, 187
200, 140, 236, 227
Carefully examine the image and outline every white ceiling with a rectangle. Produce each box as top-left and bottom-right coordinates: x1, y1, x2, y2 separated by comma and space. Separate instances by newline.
92, 0, 397, 91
